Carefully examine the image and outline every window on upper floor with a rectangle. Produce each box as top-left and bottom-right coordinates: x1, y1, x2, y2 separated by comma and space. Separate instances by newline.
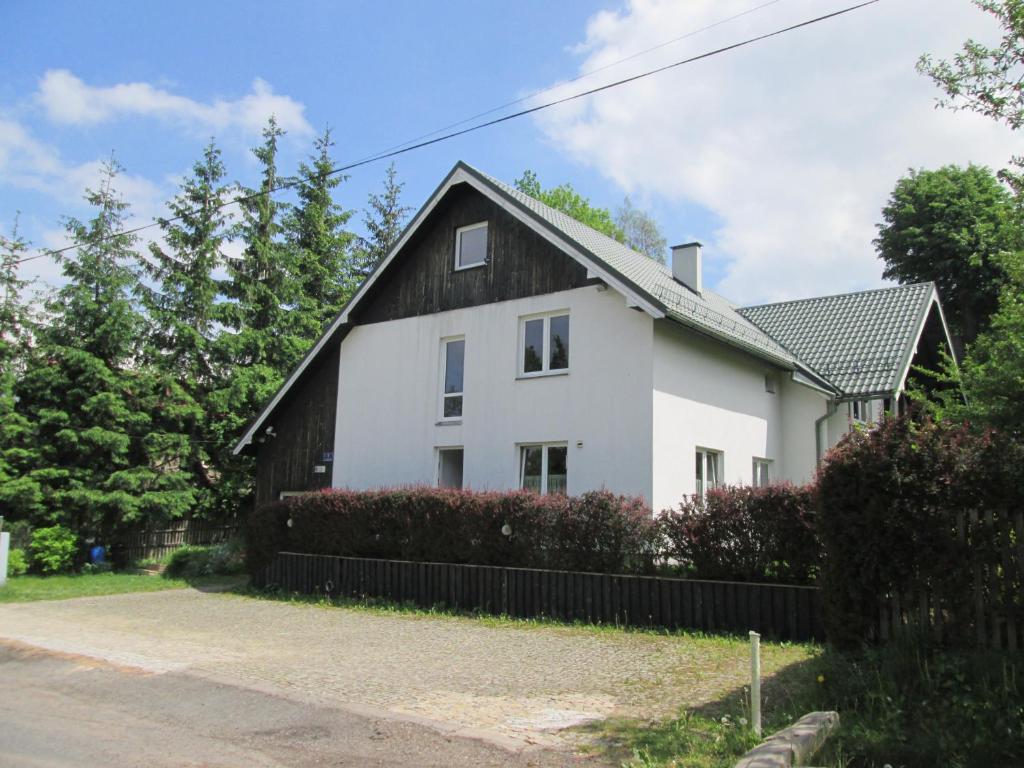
455, 222, 488, 270
441, 337, 465, 420
696, 448, 723, 499
520, 312, 569, 376
437, 447, 464, 489
520, 443, 568, 495
753, 458, 772, 487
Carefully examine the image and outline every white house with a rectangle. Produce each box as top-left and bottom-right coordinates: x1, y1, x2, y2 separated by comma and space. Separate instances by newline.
234, 162, 955, 512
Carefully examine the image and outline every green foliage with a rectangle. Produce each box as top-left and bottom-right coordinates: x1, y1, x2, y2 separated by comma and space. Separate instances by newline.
354, 162, 411, 278
28, 525, 77, 574
813, 643, 1024, 768
816, 416, 1024, 650
660, 484, 818, 584
918, 0, 1024, 193
164, 541, 244, 579
515, 170, 626, 243
874, 164, 1021, 346
285, 127, 357, 333
6, 547, 27, 577
10, 160, 195, 536
246, 487, 658, 577
615, 196, 667, 263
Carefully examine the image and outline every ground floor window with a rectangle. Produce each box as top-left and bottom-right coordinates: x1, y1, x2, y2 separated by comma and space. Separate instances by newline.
752, 458, 771, 487
279, 491, 306, 500
437, 447, 464, 489
519, 443, 567, 494
696, 448, 722, 498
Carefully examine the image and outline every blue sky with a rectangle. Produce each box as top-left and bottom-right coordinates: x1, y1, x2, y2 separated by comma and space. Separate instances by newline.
1, 0, 1018, 303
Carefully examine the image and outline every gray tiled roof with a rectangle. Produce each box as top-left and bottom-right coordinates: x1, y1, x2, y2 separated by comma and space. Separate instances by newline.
470, 165, 800, 368
738, 283, 935, 395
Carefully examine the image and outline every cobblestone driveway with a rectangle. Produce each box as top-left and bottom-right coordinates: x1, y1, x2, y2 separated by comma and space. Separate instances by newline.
0, 588, 813, 749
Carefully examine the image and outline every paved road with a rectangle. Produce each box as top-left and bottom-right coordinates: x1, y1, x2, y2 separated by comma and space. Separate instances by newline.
0, 643, 596, 767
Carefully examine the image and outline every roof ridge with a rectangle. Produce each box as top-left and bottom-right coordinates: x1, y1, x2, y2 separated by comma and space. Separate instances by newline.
740, 282, 932, 312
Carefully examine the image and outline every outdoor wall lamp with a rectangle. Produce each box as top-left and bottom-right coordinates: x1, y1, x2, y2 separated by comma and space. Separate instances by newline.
501, 523, 512, 537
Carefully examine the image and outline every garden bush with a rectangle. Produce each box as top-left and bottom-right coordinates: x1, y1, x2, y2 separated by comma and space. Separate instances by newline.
28, 525, 77, 574
817, 416, 1024, 650
659, 483, 818, 584
165, 540, 245, 579
6, 547, 28, 577
246, 487, 658, 577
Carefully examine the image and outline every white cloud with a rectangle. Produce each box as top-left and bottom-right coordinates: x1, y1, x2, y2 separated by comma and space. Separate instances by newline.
532, 0, 1019, 304
36, 70, 313, 138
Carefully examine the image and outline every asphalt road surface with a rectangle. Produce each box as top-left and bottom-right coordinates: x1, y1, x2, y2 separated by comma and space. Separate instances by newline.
0, 643, 606, 767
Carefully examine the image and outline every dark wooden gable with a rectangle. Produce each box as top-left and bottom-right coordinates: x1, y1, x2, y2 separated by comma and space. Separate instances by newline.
254, 342, 340, 507
354, 182, 591, 325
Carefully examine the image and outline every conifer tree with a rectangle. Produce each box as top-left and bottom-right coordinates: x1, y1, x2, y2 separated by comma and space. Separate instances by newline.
12, 159, 195, 538
284, 127, 356, 336
143, 141, 231, 515
354, 162, 411, 278
0, 218, 40, 521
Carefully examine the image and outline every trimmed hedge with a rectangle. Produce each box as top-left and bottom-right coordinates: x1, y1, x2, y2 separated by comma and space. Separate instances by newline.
660, 484, 818, 584
817, 416, 1024, 650
247, 487, 659, 577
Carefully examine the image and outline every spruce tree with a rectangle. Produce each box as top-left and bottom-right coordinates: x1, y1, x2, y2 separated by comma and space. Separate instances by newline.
13, 159, 195, 538
284, 127, 356, 336
143, 141, 230, 516
0, 218, 41, 521
354, 162, 411, 278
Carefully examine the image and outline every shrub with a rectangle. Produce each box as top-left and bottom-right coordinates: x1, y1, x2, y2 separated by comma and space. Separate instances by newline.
28, 525, 77, 575
659, 483, 818, 584
165, 540, 245, 579
6, 547, 28, 578
817, 416, 1024, 650
246, 486, 658, 577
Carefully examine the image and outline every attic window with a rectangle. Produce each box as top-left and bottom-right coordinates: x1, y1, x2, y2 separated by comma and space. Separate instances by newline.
455, 222, 488, 270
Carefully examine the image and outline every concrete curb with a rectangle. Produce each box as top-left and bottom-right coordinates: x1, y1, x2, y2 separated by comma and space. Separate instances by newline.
734, 711, 839, 768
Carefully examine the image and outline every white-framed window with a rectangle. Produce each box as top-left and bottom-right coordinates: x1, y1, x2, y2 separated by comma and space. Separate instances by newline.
454, 222, 488, 270
279, 491, 306, 500
695, 448, 723, 499
440, 336, 465, 420
519, 312, 570, 376
437, 447, 464, 489
519, 443, 568, 495
851, 399, 870, 423
753, 458, 772, 487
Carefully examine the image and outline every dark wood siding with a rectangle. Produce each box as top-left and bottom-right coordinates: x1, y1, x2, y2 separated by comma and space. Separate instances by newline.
254, 343, 340, 507
355, 183, 591, 324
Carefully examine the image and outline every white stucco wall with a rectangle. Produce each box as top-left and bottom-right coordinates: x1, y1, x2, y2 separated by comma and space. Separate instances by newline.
333, 285, 654, 499
778, 376, 829, 484
651, 321, 785, 512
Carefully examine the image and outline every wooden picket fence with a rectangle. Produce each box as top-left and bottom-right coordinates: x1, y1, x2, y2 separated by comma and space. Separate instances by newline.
877, 508, 1024, 651
255, 551, 825, 641
118, 519, 238, 562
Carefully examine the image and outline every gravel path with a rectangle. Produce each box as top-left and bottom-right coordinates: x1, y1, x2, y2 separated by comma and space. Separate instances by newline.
0, 587, 813, 750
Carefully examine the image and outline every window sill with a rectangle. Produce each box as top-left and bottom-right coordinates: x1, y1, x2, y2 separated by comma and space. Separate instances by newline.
516, 370, 569, 381
436, 419, 462, 426
453, 261, 486, 272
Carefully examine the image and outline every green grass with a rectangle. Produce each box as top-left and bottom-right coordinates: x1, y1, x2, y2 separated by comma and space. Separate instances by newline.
0, 572, 242, 603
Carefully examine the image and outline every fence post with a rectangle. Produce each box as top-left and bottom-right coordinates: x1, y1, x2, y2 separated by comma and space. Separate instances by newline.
750, 630, 762, 737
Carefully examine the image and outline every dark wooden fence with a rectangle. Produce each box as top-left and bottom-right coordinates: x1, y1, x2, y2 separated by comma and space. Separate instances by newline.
119, 520, 238, 562
256, 552, 824, 642
876, 509, 1024, 651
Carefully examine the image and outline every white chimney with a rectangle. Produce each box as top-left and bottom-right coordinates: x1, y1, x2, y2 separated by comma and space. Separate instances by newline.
671, 241, 702, 294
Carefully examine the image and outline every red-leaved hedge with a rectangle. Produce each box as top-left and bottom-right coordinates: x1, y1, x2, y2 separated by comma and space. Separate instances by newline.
246, 486, 659, 576
659, 484, 818, 584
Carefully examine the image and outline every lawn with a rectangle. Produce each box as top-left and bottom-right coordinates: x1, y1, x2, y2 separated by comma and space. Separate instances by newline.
0, 572, 232, 603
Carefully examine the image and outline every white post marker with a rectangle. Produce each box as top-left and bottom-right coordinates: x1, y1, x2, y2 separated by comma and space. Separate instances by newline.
750, 630, 762, 737
0, 530, 9, 587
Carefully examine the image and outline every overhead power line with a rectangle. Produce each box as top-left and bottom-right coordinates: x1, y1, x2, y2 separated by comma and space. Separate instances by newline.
14, 0, 879, 266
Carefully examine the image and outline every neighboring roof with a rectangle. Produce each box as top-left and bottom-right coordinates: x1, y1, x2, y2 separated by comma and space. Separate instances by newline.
738, 283, 941, 396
